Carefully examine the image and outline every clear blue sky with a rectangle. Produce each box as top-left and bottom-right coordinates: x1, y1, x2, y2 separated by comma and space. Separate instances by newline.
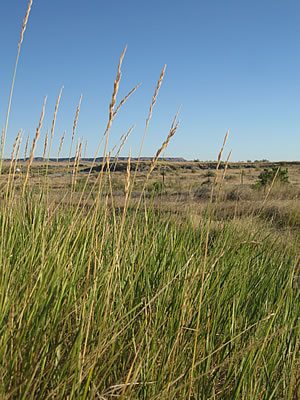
0, 0, 299, 161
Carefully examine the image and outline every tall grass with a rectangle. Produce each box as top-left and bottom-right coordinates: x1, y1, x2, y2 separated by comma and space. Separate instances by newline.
0, 193, 298, 399
0, 0, 33, 174
0, 2, 299, 399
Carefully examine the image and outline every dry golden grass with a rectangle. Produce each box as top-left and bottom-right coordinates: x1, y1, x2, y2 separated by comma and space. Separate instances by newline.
137, 65, 166, 162
70, 93, 82, 158
43, 127, 49, 160
56, 131, 66, 161
18, 0, 33, 49
51, 87, 64, 142
0, 0, 33, 173
22, 96, 47, 194
24, 132, 30, 161
1, 7, 298, 396
113, 82, 141, 118
148, 109, 180, 176
0, 126, 4, 153
124, 150, 131, 199
106, 47, 126, 137
35, 160, 299, 245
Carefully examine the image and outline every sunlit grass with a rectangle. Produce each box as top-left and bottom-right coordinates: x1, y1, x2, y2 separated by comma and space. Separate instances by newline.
0, 1, 299, 398
0, 190, 299, 399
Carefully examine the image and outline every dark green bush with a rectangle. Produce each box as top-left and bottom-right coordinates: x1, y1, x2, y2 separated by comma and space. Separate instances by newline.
256, 167, 289, 187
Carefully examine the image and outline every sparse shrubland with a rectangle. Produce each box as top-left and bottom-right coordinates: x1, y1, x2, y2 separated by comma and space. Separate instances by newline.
0, 2, 299, 399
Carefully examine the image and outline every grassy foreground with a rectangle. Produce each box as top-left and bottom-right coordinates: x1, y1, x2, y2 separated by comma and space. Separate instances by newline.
0, 187, 299, 399
0, 2, 299, 397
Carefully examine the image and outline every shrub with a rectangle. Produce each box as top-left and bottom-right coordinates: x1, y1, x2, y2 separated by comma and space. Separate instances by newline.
194, 184, 214, 200
205, 170, 216, 178
146, 180, 166, 195
224, 174, 237, 180
256, 167, 289, 187
225, 185, 254, 201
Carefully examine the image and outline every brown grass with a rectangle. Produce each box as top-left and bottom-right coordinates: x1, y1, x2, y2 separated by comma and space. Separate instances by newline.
24, 132, 30, 161
51, 87, 63, 142
70, 94, 82, 159
124, 150, 131, 199
43, 127, 49, 160
23, 96, 47, 194
136, 65, 166, 164
148, 108, 180, 177
0, 0, 33, 173
18, 0, 33, 49
57, 131, 66, 161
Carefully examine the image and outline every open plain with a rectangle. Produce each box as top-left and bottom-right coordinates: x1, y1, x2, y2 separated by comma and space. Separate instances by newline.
0, 157, 299, 398
0, 1, 299, 398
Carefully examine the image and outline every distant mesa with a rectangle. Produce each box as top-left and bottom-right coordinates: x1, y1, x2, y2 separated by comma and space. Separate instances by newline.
4, 156, 187, 163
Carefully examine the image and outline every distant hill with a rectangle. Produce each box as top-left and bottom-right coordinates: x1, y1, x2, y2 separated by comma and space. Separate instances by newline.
3, 157, 187, 163
2, 158, 299, 168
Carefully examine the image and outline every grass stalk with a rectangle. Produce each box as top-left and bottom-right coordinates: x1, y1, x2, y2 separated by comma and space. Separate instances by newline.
0, 0, 33, 174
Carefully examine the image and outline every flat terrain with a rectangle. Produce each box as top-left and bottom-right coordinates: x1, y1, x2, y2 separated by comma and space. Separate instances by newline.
1, 160, 300, 234
0, 159, 299, 399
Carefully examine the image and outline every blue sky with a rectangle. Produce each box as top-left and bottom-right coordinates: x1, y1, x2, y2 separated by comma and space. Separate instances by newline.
0, 0, 299, 161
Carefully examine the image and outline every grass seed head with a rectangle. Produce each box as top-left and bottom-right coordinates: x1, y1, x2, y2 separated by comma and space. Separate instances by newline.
57, 131, 66, 161
51, 87, 63, 141
24, 132, 30, 161
23, 96, 47, 193
11, 129, 23, 161
18, 0, 33, 50
148, 108, 180, 176
146, 65, 166, 128
43, 128, 49, 160
125, 149, 131, 198
72, 95, 82, 145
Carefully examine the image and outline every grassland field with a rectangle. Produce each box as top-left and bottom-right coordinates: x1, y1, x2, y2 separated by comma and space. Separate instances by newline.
0, 2, 299, 397
0, 156, 299, 398
1, 159, 300, 233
